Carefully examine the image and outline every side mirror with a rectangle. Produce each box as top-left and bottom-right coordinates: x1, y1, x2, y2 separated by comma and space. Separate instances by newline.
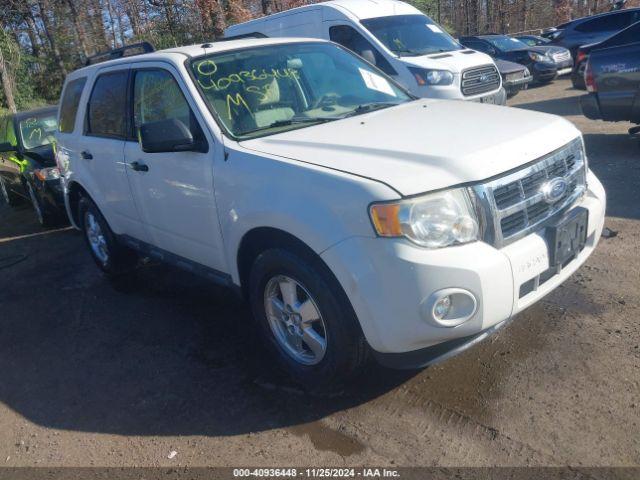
139, 118, 207, 154
488, 47, 497, 56
0, 142, 16, 153
360, 49, 376, 65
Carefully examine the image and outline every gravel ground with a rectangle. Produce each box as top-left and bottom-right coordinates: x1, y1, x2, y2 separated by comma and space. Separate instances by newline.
0, 78, 638, 471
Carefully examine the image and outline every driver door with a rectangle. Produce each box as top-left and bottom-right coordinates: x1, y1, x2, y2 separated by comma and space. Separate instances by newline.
123, 62, 227, 273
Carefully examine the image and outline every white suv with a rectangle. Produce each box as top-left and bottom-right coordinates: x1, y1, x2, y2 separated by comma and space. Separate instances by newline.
55, 38, 606, 389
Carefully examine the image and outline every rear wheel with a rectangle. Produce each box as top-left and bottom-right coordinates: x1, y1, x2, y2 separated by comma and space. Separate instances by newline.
78, 196, 137, 277
249, 248, 368, 391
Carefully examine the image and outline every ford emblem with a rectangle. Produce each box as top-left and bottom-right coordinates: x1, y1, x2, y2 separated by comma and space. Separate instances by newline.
540, 177, 568, 204
479, 74, 488, 82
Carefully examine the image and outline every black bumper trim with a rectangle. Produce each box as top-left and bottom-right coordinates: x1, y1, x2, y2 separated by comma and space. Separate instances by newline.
372, 318, 513, 370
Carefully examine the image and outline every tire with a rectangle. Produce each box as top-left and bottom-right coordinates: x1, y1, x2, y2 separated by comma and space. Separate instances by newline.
26, 180, 57, 228
571, 68, 586, 90
249, 248, 368, 391
78, 195, 138, 277
0, 175, 22, 207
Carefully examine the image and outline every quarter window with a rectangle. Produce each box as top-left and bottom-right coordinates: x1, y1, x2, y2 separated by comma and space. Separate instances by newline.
59, 77, 87, 133
87, 71, 128, 138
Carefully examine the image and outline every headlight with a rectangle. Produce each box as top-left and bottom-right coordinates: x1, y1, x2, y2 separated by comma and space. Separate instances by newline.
409, 67, 454, 86
369, 188, 480, 248
528, 51, 547, 62
34, 167, 60, 181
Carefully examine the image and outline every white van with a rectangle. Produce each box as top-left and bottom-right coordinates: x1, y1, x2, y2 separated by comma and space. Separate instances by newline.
225, 0, 506, 104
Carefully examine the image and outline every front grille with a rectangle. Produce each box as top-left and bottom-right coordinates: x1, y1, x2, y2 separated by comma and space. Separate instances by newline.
472, 138, 587, 247
552, 51, 571, 63
461, 65, 501, 96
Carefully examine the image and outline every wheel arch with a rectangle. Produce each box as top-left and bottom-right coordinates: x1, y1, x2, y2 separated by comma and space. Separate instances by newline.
66, 180, 92, 228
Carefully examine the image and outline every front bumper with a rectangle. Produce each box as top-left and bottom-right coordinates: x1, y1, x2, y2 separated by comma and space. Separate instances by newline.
37, 178, 65, 213
321, 171, 606, 367
532, 62, 558, 82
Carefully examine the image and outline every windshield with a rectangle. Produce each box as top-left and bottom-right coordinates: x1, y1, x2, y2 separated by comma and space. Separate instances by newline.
190, 42, 411, 139
361, 15, 462, 56
485, 36, 529, 52
19, 112, 58, 149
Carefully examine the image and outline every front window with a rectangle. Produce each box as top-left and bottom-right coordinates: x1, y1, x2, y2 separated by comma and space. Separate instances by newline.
485, 36, 529, 52
19, 112, 58, 150
190, 42, 411, 139
361, 15, 462, 56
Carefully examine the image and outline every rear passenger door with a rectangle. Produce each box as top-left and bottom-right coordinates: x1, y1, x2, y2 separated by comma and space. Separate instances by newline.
123, 62, 226, 273
593, 23, 640, 121
80, 65, 147, 240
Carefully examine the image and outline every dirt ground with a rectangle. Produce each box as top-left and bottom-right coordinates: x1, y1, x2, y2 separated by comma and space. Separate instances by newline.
0, 78, 638, 471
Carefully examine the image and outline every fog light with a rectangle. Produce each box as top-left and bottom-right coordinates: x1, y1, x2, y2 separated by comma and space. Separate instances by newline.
433, 295, 451, 320
421, 288, 478, 328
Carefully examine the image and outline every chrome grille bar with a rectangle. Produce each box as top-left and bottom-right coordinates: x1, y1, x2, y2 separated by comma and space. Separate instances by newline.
471, 138, 587, 248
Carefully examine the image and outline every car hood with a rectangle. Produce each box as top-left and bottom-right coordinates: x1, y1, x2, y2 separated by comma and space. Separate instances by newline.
535, 45, 570, 55
240, 101, 580, 196
494, 58, 527, 74
401, 49, 496, 74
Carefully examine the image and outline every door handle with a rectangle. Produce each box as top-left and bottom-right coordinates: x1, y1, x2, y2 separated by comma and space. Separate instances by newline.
130, 161, 149, 172
81, 151, 93, 160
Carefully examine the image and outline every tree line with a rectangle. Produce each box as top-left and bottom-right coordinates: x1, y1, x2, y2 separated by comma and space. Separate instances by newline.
1, 0, 638, 113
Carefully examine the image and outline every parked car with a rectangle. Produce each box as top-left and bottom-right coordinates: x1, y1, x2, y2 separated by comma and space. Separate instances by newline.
514, 35, 573, 75
225, 0, 506, 105
580, 21, 640, 125
494, 59, 532, 98
56, 39, 605, 388
0, 106, 65, 226
459, 35, 558, 83
541, 7, 640, 58
571, 21, 639, 89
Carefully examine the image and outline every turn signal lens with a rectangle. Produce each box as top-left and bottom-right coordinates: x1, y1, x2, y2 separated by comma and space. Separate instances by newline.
34, 167, 61, 181
370, 203, 402, 236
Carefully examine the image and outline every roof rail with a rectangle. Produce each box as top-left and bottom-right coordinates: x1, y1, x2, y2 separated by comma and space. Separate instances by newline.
85, 42, 155, 66
219, 32, 268, 41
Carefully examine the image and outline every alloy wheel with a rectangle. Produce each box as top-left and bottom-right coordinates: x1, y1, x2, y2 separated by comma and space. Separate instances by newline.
84, 211, 109, 265
264, 275, 328, 366
27, 183, 44, 225
0, 176, 9, 204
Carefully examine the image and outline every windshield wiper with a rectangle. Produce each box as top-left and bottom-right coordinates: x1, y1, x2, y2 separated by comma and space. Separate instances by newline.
238, 117, 336, 137
342, 102, 400, 118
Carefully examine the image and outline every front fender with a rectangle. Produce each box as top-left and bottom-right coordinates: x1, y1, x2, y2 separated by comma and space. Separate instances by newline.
216, 146, 398, 284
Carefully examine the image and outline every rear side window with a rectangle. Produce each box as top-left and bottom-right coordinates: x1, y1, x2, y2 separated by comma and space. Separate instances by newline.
575, 12, 632, 33
86, 71, 128, 138
59, 77, 86, 133
607, 22, 640, 46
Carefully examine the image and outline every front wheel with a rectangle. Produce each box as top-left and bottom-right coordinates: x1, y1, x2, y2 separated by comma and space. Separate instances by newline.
0, 175, 21, 207
249, 248, 368, 391
26, 181, 56, 227
78, 196, 137, 277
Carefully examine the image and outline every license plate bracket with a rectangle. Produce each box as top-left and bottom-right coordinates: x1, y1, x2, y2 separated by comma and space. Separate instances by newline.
545, 207, 589, 269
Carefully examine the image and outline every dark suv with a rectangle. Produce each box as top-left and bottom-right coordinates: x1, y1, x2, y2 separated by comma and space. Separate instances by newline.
542, 8, 640, 58
580, 21, 640, 126
0, 106, 66, 226
459, 35, 558, 83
